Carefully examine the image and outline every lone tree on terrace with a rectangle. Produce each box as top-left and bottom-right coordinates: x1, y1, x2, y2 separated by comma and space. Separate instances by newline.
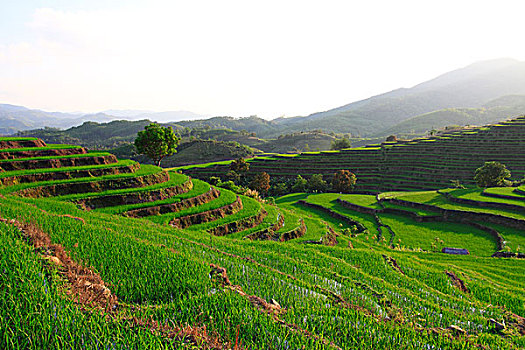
331, 137, 352, 150
135, 123, 180, 167
474, 161, 511, 188
332, 170, 357, 193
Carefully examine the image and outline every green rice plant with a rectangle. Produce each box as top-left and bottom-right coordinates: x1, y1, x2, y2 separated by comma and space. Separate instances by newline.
0, 159, 137, 178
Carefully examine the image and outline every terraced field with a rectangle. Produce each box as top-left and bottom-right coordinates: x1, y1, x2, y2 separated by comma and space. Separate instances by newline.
1, 136, 524, 349
181, 116, 525, 192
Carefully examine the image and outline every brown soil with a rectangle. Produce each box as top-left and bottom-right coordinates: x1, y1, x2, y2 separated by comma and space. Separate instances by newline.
124, 316, 233, 349
0, 163, 139, 186
321, 226, 339, 246
0, 154, 118, 171
244, 212, 285, 241
124, 187, 219, 218
0, 216, 117, 311
0, 147, 87, 160
445, 270, 469, 293
170, 196, 243, 229
77, 177, 193, 210
209, 263, 342, 350
382, 255, 405, 275
15, 171, 170, 198
0, 139, 47, 149
207, 208, 268, 236
280, 219, 307, 242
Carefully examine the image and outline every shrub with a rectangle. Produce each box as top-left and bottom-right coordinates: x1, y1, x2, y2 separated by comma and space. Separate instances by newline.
332, 170, 357, 193
474, 161, 511, 188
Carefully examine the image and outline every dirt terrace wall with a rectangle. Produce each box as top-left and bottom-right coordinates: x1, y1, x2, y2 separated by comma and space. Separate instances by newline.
280, 219, 306, 241
207, 208, 268, 236
441, 191, 525, 212
298, 200, 367, 231
0, 154, 118, 171
483, 191, 525, 202
0, 139, 47, 149
0, 163, 140, 186
0, 147, 87, 160
384, 198, 525, 230
124, 187, 220, 218
244, 212, 285, 241
169, 195, 243, 229
77, 177, 193, 210
336, 198, 442, 223
16, 171, 169, 198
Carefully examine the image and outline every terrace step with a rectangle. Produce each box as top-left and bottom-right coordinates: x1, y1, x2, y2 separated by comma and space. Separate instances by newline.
191, 196, 268, 236
0, 153, 118, 171
0, 138, 47, 149
0, 160, 139, 186
71, 174, 193, 210
0, 145, 87, 160
169, 195, 243, 229
14, 166, 169, 197
124, 186, 220, 217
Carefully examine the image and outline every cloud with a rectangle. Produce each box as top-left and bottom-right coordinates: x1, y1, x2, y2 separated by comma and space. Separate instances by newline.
1, 1, 525, 116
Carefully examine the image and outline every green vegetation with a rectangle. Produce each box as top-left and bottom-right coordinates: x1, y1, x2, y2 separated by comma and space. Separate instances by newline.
135, 123, 180, 166
183, 116, 525, 193
474, 161, 512, 188
1, 133, 524, 349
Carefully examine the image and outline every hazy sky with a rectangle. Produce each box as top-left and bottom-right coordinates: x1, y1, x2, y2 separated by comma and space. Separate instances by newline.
1, 0, 525, 119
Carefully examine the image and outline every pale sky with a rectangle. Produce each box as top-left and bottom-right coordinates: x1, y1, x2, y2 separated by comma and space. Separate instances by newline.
1, 0, 525, 119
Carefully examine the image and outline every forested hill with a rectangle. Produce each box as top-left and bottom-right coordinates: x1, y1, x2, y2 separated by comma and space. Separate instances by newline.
5, 59, 525, 138
271, 58, 525, 137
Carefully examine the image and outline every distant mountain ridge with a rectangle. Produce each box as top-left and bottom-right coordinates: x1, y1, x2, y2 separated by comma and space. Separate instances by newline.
270, 58, 525, 136
0, 104, 206, 134
2, 58, 525, 136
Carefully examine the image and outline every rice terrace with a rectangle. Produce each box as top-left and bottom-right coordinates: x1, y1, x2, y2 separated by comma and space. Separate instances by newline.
1, 115, 524, 349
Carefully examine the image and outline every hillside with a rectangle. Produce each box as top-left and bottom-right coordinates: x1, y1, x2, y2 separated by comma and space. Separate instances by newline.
379, 95, 525, 137
18, 120, 343, 156
1, 136, 523, 349
183, 116, 525, 192
0, 104, 206, 135
4, 59, 525, 138
0, 104, 119, 133
270, 59, 525, 137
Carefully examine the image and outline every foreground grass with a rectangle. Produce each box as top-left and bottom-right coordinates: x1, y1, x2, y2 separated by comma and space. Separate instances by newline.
1, 194, 523, 349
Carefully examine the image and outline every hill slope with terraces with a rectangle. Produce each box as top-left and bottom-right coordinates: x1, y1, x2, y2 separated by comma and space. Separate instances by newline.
182, 116, 525, 192
1, 136, 524, 349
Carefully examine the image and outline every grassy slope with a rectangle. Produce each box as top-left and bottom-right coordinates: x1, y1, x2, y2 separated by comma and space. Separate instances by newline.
0, 159, 137, 178
2, 194, 523, 349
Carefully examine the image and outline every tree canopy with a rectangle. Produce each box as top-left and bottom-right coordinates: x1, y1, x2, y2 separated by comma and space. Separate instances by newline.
307, 174, 328, 192
291, 175, 307, 193
230, 157, 250, 173
249, 172, 270, 195
474, 161, 511, 188
332, 170, 357, 193
331, 137, 352, 150
135, 123, 180, 167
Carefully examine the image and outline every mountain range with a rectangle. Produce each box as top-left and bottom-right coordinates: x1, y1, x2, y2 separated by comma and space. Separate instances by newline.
2, 58, 525, 137
0, 106, 206, 135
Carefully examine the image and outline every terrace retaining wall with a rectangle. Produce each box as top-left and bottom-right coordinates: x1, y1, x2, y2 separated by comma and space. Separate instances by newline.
170, 195, 243, 229
77, 177, 193, 210
124, 187, 220, 218
384, 198, 525, 230
0, 147, 87, 160
16, 171, 170, 198
0, 162, 139, 186
0, 154, 118, 171
208, 208, 268, 236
